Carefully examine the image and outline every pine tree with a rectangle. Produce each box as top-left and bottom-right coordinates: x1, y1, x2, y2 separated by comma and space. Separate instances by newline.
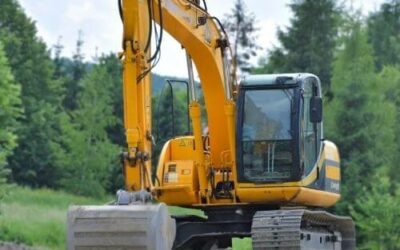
223, 0, 259, 72
63, 31, 87, 111
0, 41, 22, 197
367, 0, 400, 70
0, 0, 66, 187
377, 66, 400, 185
52, 36, 65, 79
100, 54, 124, 147
351, 174, 400, 249
96, 54, 125, 193
325, 20, 396, 214
58, 61, 120, 197
256, 0, 340, 95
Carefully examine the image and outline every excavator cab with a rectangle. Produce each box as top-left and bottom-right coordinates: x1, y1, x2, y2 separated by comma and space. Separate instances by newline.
237, 74, 323, 183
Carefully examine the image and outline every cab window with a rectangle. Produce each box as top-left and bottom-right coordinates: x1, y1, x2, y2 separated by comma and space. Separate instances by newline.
301, 79, 318, 174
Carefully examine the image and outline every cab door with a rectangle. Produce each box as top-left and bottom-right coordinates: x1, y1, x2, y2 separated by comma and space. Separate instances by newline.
301, 78, 322, 176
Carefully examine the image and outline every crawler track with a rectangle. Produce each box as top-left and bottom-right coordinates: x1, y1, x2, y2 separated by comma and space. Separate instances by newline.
251, 209, 355, 250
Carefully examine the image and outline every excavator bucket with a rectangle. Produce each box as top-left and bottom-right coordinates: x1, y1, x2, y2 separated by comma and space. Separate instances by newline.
67, 203, 176, 250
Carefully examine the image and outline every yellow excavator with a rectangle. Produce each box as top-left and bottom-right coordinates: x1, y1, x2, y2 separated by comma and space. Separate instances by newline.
67, 0, 355, 249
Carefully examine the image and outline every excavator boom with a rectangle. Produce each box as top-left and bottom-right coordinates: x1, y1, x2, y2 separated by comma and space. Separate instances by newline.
120, 0, 235, 195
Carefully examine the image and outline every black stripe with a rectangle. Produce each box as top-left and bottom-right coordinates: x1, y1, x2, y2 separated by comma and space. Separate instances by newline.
324, 159, 339, 168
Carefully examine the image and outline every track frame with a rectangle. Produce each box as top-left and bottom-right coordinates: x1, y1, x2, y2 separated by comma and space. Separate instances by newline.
173, 206, 355, 250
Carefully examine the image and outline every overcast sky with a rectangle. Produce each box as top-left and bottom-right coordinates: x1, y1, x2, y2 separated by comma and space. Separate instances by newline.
19, 0, 385, 77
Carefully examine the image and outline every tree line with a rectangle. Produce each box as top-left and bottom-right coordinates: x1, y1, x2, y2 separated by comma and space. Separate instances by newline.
0, 0, 191, 198
1, 0, 400, 247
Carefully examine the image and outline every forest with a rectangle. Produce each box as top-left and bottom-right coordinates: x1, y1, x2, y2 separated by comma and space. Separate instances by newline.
1, 0, 400, 248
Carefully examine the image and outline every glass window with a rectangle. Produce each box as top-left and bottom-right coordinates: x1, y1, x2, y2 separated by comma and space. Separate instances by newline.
241, 89, 293, 182
243, 90, 292, 140
301, 80, 317, 174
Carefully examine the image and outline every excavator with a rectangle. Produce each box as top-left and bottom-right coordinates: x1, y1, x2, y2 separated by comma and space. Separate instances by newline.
67, 0, 356, 249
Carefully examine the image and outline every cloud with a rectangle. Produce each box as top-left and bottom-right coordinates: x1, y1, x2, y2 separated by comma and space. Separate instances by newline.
18, 0, 386, 77
258, 19, 280, 49
65, 1, 94, 24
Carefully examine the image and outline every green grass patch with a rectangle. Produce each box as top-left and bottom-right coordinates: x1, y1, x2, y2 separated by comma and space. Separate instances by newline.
0, 187, 252, 249
168, 205, 206, 218
233, 238, 252, 250
0, 186, 108, 249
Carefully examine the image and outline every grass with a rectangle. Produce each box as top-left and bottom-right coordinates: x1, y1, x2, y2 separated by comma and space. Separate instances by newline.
0, 186, 108, 250
168, 205, 206, 218
0, 186, 252, 249
233, 238, 252, 250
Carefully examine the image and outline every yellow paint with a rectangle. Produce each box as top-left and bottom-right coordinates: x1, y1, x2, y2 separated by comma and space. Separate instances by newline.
219, 187, 339, 208
224, 100, 237, 176
155, 157, 200, 205
122, 0, 153, 191
326, 166, 340, 180
189, 102, 208, 198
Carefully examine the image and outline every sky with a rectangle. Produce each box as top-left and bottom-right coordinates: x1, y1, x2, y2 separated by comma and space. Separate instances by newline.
19, 0, 385, 77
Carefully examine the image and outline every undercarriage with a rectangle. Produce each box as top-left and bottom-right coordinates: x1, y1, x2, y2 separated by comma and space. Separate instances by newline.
67, 204, 355, 250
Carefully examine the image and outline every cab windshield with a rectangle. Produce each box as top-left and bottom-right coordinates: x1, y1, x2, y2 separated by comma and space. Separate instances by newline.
241, 89, 293, 182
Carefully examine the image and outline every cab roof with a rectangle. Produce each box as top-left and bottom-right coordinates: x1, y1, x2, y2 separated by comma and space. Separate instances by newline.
240, 73, 318, 86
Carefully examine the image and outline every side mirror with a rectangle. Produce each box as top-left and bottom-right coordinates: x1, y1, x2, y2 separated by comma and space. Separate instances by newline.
310, 96, 323, 123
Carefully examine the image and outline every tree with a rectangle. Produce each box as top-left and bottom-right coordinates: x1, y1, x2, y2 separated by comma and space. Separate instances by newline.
100, 54, 124, 147
368, 0, 400, 70
0, 0, 66, 188
223, 0, 259, 73
0, 42, 22, 197
63, 31, 87, 111
57, 61, 120, 197
52, 36, 65, 79
351, 174, 400, 249
376, 66, 400, 185
325, 20, 396, 214
256, 0, 340, 95
96, 54, 125, 193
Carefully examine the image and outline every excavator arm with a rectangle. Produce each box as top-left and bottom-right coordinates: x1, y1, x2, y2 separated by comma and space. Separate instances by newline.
120, 0, 236, 197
